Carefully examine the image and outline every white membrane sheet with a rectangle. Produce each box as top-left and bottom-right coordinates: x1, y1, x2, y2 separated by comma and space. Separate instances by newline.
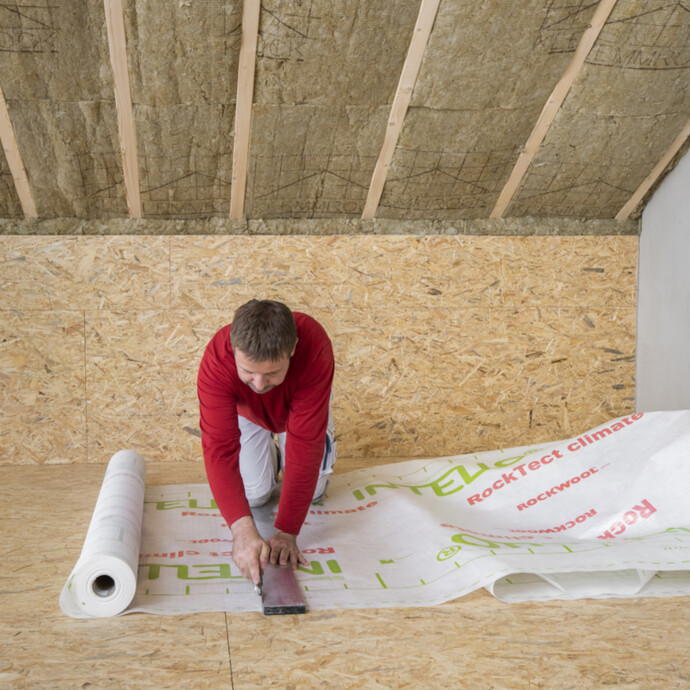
60, 410, 690, 617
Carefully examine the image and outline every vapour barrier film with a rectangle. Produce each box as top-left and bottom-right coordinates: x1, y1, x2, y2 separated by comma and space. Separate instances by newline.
60, 410, 690, 617
60, 450, 146, 617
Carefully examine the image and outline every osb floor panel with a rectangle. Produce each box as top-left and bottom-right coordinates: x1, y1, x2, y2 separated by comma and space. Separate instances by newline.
2, 461, 689, 689
0, 234, 637, 466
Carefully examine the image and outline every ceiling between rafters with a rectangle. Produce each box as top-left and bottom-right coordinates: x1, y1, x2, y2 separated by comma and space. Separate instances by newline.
0, 0, 688, 223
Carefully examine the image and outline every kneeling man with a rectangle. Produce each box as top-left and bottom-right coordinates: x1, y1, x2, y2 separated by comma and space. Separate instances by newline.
197, 299, 336, 587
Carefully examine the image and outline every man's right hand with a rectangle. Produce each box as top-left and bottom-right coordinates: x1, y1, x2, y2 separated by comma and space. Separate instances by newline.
230, 515, 269, 586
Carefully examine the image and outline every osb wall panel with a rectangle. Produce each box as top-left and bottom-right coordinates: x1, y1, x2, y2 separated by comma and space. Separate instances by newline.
0, 311, 85, 464
84, 309, 215, 464
0, 236, 170, 310
325, 306, 635, 457
0, 234, 637, 465
169, 235, 636, 310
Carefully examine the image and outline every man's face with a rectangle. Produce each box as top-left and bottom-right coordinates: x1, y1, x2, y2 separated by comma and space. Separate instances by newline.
234, 349, 292, 394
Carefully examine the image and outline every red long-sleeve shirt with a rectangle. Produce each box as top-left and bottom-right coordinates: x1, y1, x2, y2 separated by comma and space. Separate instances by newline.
197, 312, 334, 535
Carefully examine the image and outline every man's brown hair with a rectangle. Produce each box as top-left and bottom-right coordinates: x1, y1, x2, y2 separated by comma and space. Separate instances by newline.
230, 299, 297, 362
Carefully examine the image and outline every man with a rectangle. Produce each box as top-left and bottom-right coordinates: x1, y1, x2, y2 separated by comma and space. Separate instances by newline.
197, 299, 336, 588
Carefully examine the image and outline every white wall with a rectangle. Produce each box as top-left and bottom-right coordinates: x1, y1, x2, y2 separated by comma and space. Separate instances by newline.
637, 147, 690, 411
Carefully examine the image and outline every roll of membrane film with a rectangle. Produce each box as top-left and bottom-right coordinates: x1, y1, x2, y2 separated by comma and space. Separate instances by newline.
60, 450, 145, 618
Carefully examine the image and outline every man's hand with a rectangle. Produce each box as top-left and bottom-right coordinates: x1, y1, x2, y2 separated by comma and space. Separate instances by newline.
267, 531, 309, 570
230, 516, 269, 586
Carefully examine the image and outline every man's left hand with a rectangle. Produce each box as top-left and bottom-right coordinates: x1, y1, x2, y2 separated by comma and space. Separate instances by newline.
267, 531, 310, 570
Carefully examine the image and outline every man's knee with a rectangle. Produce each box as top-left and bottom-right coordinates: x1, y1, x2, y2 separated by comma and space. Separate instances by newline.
247, 488, 273, 507
311, 477, 329, 504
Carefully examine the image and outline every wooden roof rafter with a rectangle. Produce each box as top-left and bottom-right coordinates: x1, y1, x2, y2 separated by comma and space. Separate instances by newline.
489, 0, 619, 219
361, 0, 441, 221
0, 82, 37, 218
616, 118, 690, 220
104, 0, 142, 219
229, 0, 261, 220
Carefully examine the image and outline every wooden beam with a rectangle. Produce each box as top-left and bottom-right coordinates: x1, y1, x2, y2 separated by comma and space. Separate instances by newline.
229, 0, 260, 219
362, 0, 441, 220
490, 0, 618, 219
616, 118, 690, 220
0, 83, 37, 218
104, 0, 142, 219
